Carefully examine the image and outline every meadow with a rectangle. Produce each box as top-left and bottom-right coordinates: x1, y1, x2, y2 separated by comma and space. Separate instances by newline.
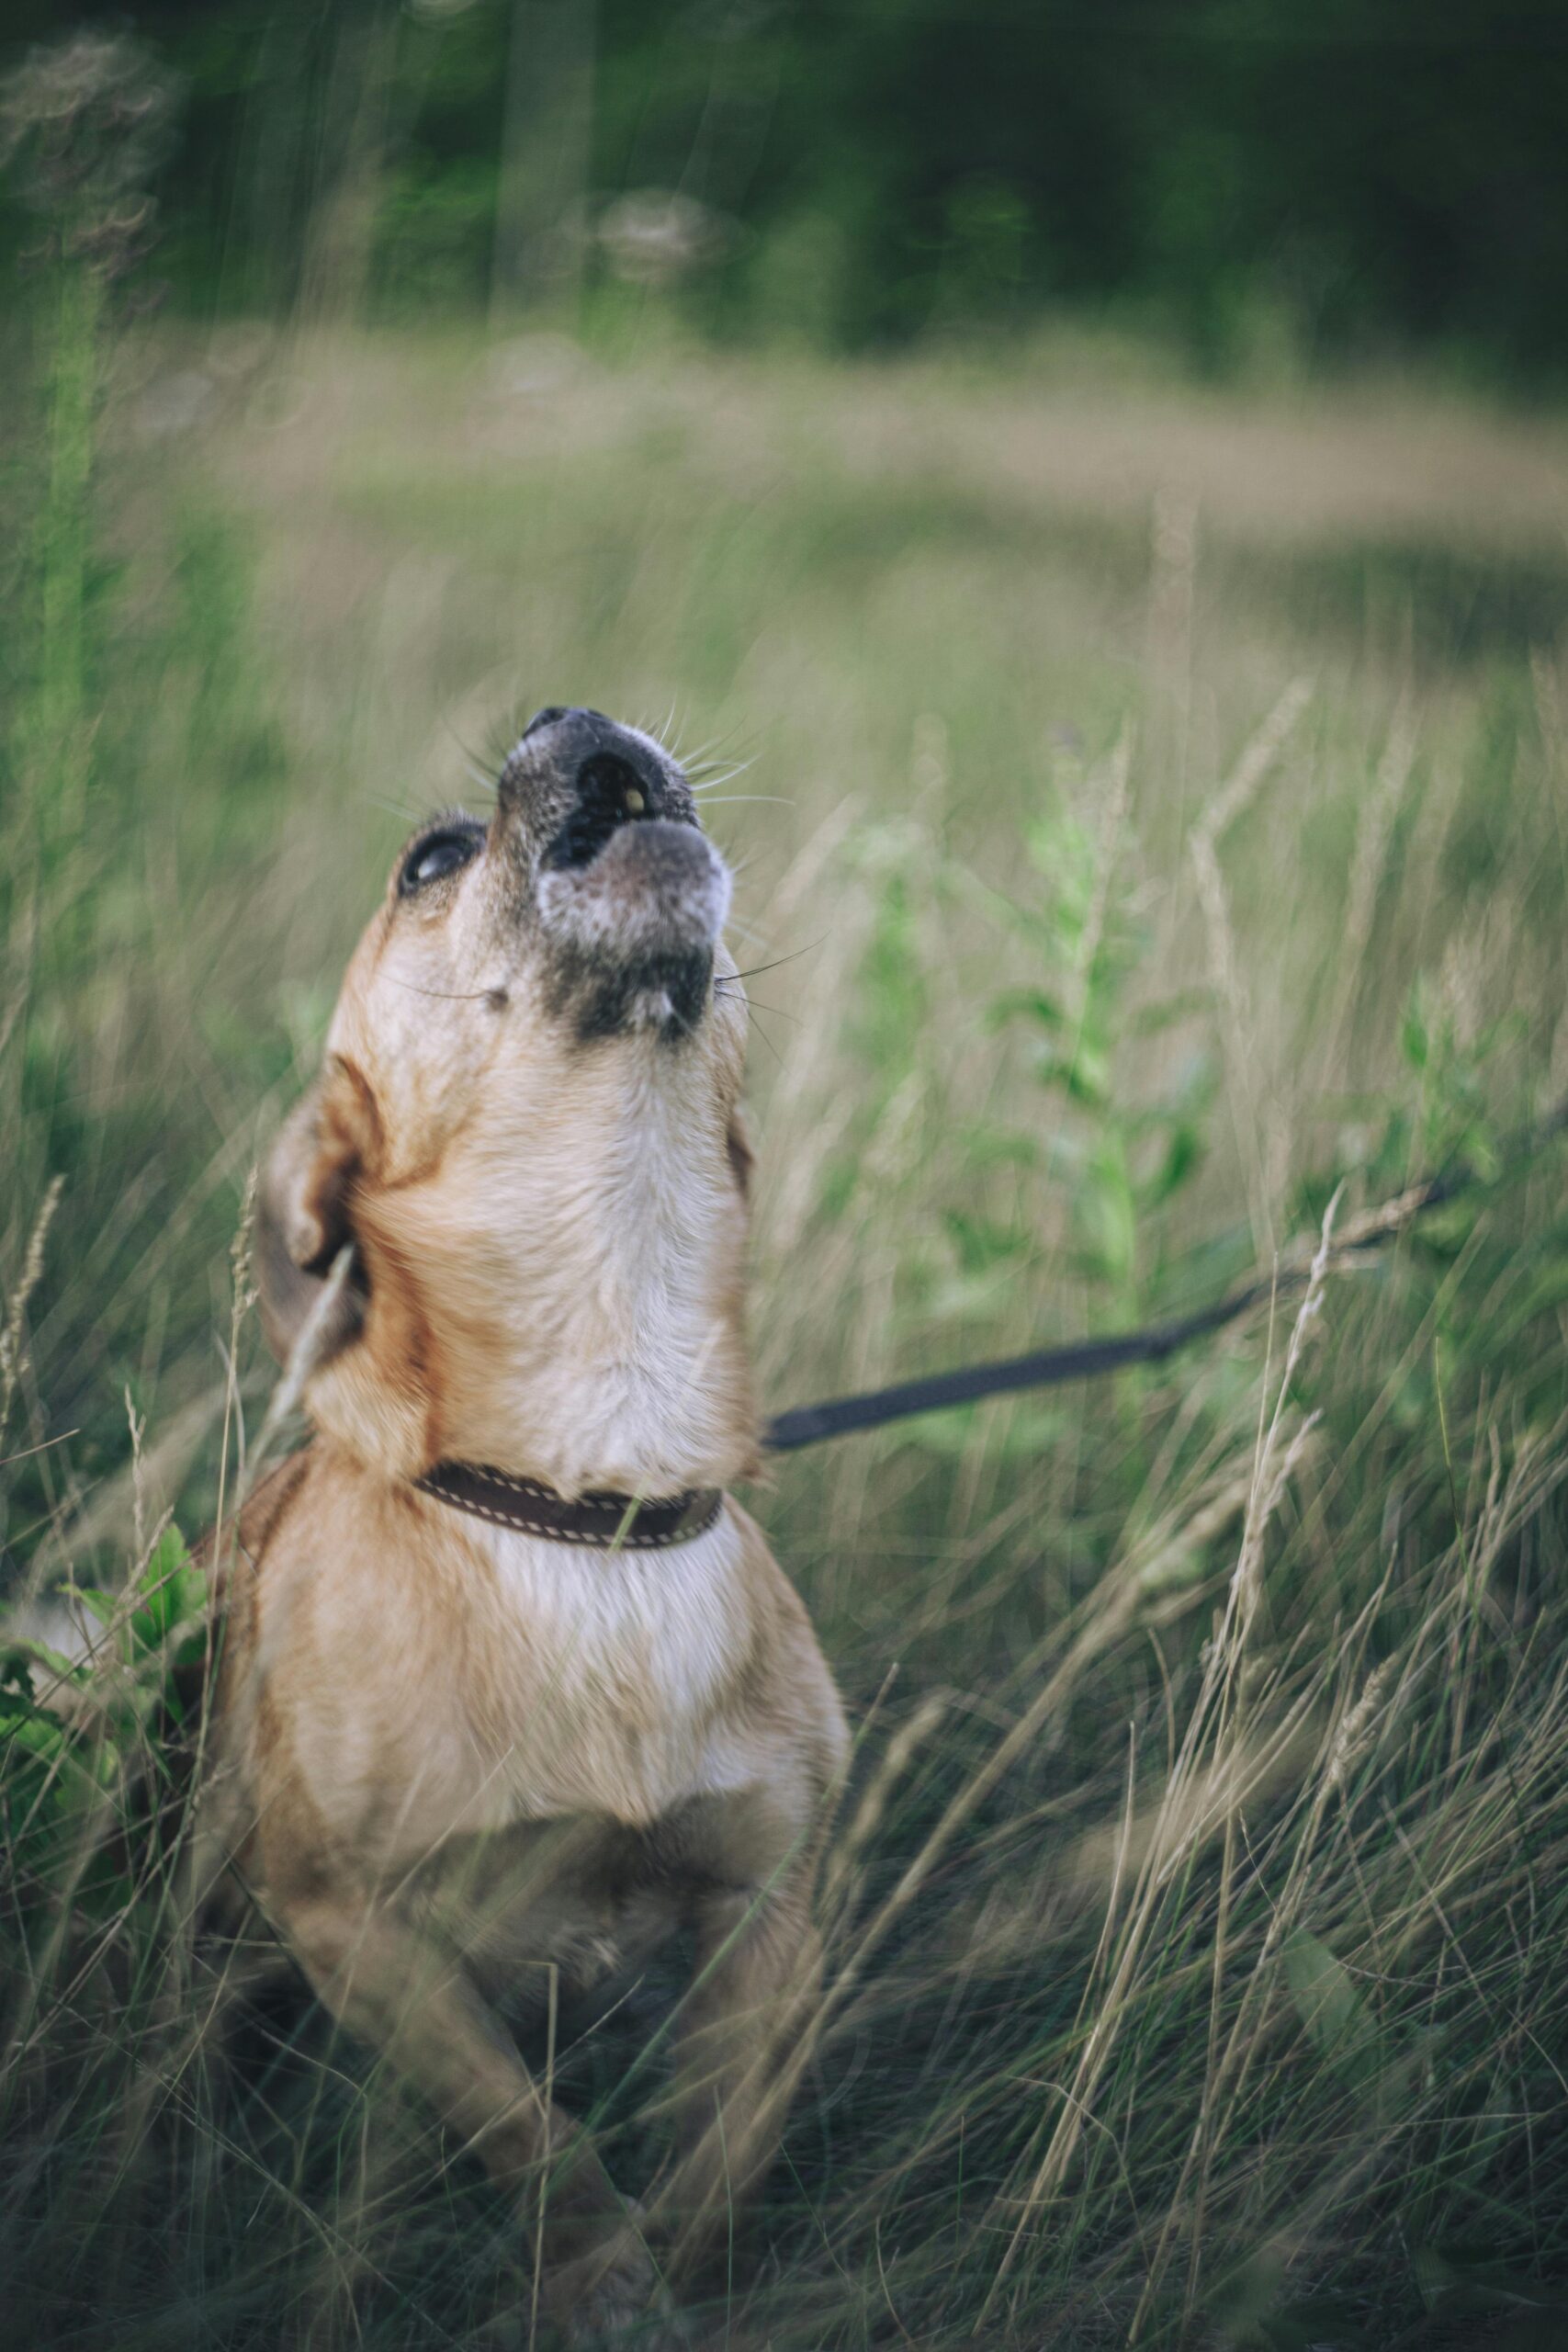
4, 312, 1568, 2349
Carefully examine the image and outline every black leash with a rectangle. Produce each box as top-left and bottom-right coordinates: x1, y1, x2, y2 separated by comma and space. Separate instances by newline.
761, 1100, 1568, 1453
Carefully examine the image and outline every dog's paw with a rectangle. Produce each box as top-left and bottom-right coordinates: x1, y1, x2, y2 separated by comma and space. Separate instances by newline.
536, 2225, 685, 2349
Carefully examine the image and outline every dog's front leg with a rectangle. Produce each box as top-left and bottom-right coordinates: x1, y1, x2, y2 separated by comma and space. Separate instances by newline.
656, 1871, 822, 2285
276, 1888, 654, 2336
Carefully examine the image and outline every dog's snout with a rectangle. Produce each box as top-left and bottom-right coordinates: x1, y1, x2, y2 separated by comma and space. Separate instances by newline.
510, 707, 672, 860
519, 709, 665, 799
578, 748, 658, 815
522, 706, 568, 739
499, 705, 699, 879
522, 706, 641, 758
547, 751, 657, 871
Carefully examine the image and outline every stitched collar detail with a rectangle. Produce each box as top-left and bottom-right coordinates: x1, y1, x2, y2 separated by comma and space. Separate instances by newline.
414, 1461, 725, 1549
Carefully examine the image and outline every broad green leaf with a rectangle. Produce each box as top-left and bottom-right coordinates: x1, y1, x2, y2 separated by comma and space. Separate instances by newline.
1142, 1119, 1203, 1208
131, 1525, 205, 1650
1283, 1929, 1382, 2085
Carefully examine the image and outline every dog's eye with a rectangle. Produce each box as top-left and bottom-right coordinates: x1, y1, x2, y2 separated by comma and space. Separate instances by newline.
400, 830, 479, 896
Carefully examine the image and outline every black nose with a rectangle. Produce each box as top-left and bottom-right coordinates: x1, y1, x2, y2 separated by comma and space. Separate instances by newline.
517, 709, 671, 869
524, 707, 665, 805
522, 703, 623, 747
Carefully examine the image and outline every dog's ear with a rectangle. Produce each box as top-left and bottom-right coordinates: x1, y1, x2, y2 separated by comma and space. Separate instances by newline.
255, 1066, 367, 1369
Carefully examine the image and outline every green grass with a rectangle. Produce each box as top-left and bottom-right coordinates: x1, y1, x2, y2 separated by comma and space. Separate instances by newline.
4, 315, 1568, 2350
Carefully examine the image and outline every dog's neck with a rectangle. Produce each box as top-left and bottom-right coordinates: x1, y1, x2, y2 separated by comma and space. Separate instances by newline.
308, 1035, 758, 1498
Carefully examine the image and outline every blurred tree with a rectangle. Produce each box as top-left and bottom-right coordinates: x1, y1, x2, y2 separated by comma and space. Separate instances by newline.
2, 0, 1566, 378
492, 0, 595, 318
295, 2, 399, 327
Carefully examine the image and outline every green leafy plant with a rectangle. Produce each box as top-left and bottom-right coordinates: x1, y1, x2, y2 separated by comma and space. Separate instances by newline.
981, 764, 1214, 1329
1, 1526, 205, 1916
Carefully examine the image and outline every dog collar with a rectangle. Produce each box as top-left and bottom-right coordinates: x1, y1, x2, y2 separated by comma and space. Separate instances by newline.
415, 1462, 725, 1549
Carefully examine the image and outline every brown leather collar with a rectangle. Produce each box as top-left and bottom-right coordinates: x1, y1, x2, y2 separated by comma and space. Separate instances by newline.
415, 1461, 725, 1549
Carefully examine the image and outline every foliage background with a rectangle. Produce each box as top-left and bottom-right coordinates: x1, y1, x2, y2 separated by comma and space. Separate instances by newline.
6, 0, 1568, 377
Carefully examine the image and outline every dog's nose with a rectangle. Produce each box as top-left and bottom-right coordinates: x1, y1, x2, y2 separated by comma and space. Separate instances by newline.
522, 707, 667, 814
521, 706, 568, 738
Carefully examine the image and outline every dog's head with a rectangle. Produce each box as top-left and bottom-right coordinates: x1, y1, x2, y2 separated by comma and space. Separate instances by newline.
257, 708, 756, 1490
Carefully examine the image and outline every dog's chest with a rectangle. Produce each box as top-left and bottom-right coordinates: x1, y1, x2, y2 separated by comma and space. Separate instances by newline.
453, 1516, 756, 1832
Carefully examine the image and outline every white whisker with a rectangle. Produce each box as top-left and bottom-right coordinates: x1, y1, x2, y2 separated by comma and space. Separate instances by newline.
691, 760, 761, 791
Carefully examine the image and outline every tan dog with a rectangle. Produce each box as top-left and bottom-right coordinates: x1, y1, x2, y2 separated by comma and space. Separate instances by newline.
202, 708, 849, 2343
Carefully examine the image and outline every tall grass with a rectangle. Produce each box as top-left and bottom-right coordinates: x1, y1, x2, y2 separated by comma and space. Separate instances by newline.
4, 307, 1568, 2347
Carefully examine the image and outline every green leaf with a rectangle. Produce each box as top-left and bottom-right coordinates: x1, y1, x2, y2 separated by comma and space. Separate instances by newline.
1402, 999, 1430, 1069
1, 1708, 68, 1760
1058, 1037, 1111, 1107
130, 1526, 205, 1651
986, 986, 1066, 1033
2, 1646, 39, 1700
942, 1208, 1032, 1274
961, 1127, 1038, 1170
1142, 1119, 1204, 1209
1076, 1139, 1137, 1284
1283, 1929, 1382, 2086
1, 1635, 85, 1693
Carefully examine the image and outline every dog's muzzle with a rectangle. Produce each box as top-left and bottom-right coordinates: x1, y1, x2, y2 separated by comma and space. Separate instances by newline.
510, 708, 732, 1035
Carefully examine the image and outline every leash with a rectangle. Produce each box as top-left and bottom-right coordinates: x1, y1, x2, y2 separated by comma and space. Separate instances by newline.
761, 1098, 1568, 1453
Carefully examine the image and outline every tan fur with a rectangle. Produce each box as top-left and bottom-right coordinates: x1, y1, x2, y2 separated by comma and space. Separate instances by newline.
202, 719, 849, 2345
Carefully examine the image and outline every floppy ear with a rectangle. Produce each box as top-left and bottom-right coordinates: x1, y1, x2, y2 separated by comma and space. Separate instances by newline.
255, 1068, 367, 1369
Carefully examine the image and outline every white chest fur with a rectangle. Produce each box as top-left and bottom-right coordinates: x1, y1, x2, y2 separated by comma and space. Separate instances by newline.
454, 1508, 760, 1832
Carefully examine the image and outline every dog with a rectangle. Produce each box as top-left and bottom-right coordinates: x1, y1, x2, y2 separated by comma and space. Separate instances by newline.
197, 707, 849, 2342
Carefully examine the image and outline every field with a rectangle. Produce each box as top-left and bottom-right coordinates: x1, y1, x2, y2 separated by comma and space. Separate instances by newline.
5, 318, 1568, 2349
